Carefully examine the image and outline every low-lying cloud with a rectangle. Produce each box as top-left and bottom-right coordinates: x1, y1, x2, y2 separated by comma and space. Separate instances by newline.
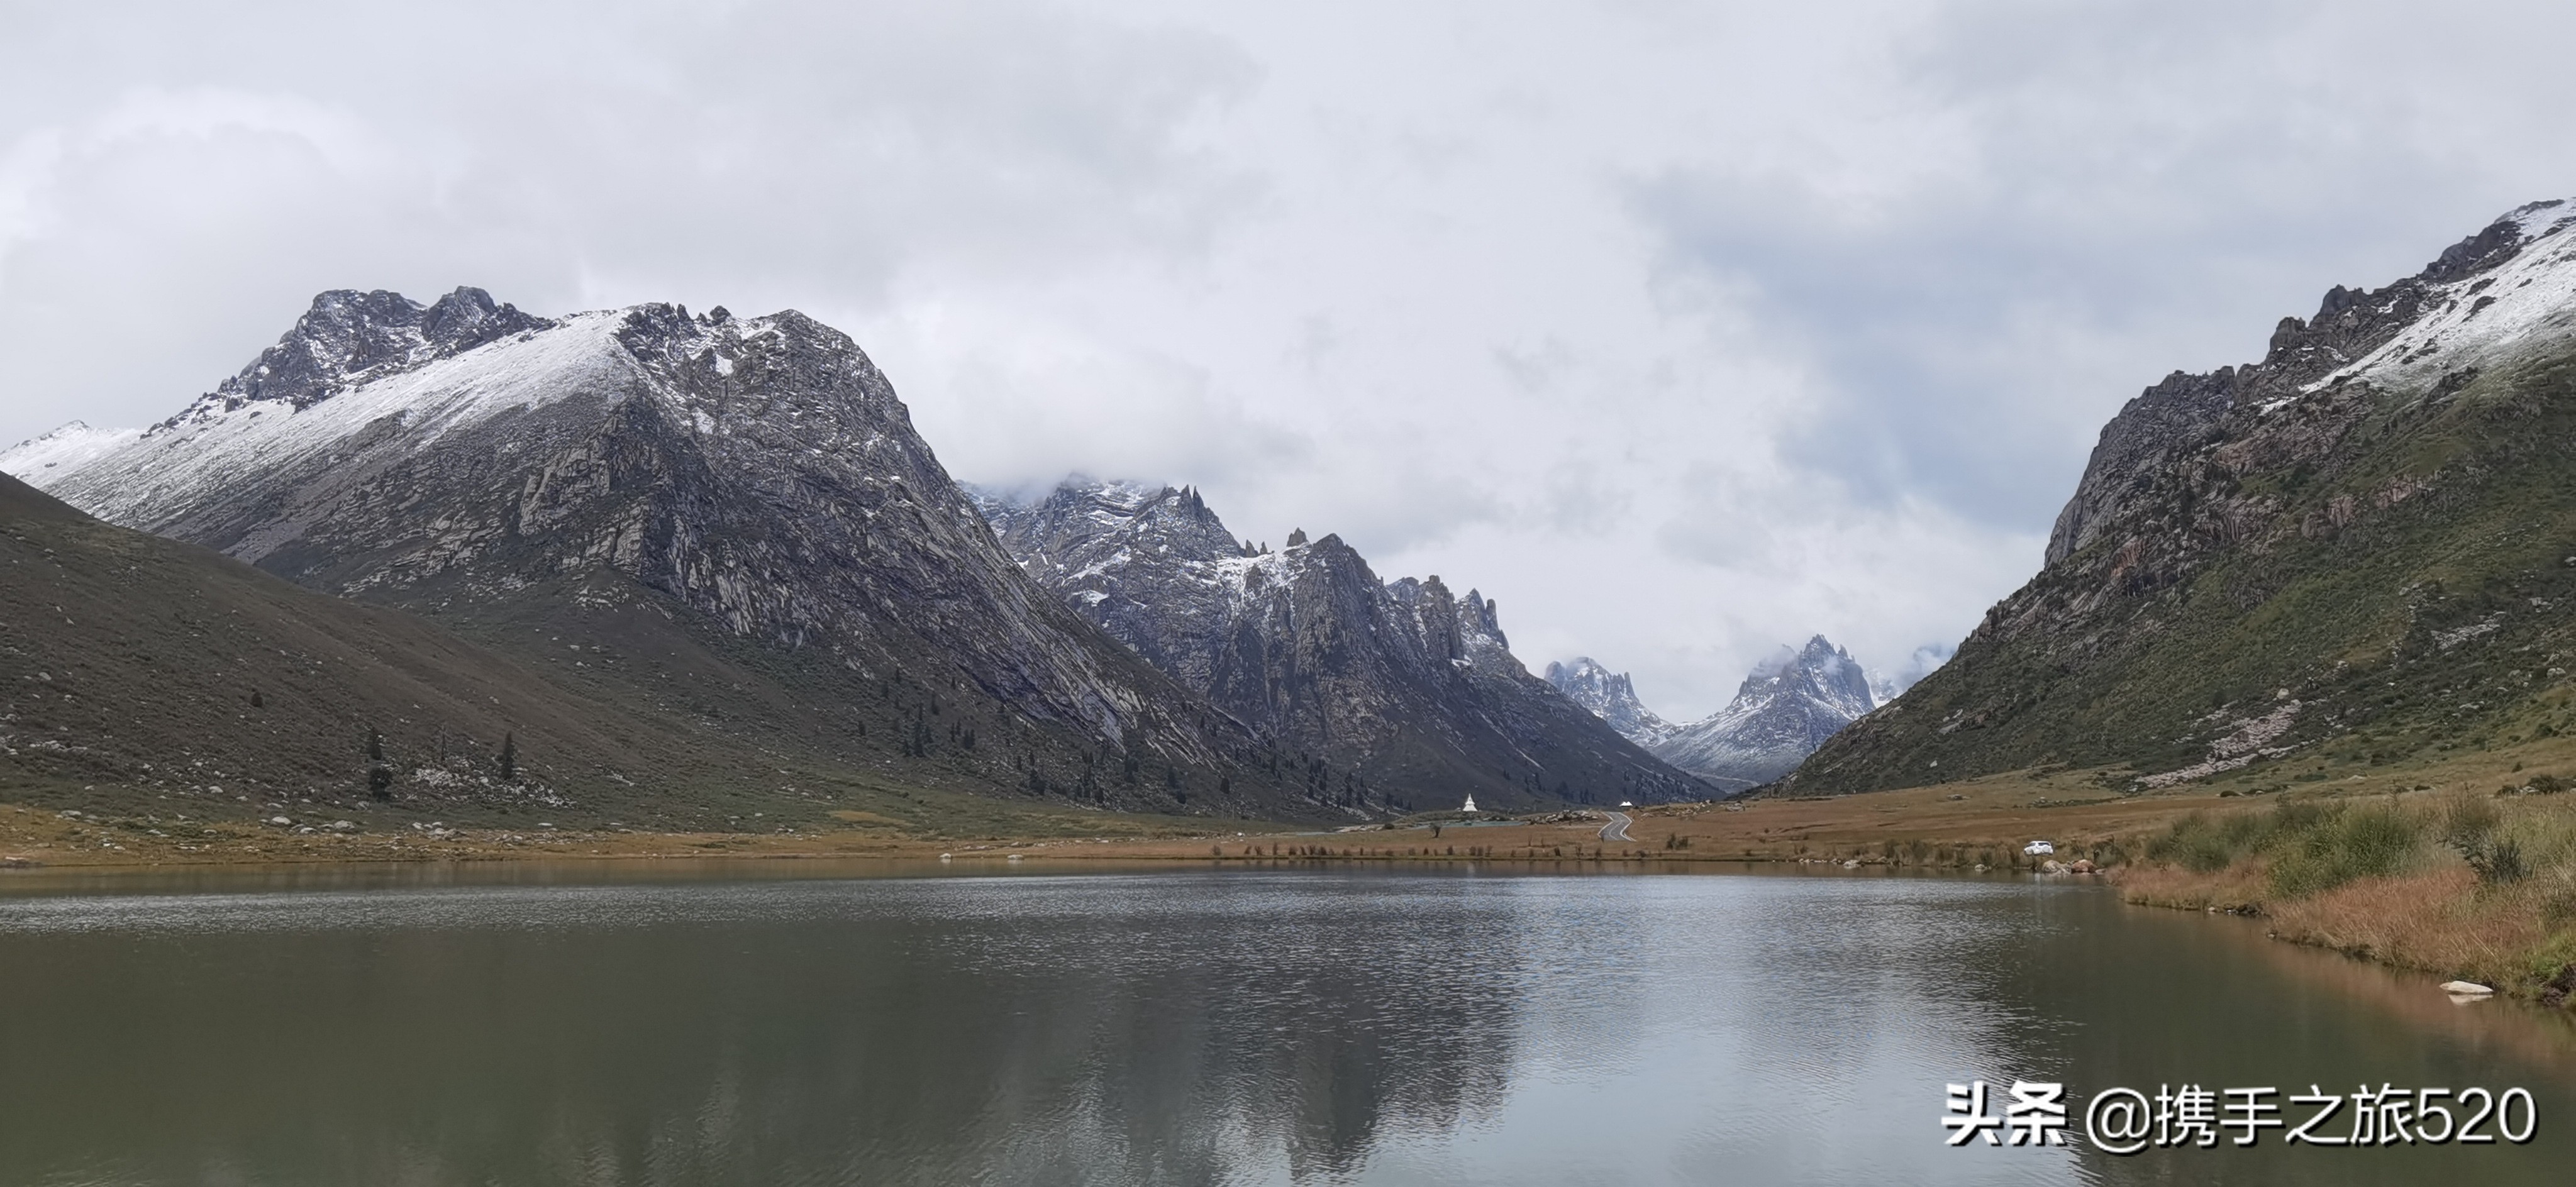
6, 0, 2574, 719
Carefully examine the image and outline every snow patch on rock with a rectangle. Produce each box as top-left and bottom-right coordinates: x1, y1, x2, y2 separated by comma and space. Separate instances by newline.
0, 422, 143, 482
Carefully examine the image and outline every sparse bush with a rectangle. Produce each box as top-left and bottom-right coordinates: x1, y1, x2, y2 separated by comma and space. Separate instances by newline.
2439, 794, 2531, 885
2148, 799, 2428, 897
2267, 804, 2422, 898
2443, 795, 2501, 847
2148, 812, 2241, 873
2464, 837, 2528, 885
2135, 763, 2576, 997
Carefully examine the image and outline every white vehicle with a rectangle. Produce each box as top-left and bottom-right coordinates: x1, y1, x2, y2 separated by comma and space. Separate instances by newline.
2022, 840, 2056, 856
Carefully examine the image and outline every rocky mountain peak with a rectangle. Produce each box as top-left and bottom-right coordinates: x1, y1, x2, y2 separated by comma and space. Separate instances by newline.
1543, 658, 1675, 744
8, 289, 1326, 816
1454, 587, 1516, 671
977, 475, 1246, 582
1797, 197, 2576, 795
1739, 636, 1875, 719
2046, 197, 2576, 569
192, 286, 553, 419
976, 477, 1709, 809
1602, 634, 1879, 793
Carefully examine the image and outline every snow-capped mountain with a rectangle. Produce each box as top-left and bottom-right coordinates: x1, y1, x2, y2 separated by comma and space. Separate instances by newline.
1797, 198, 2576, 794
1541, 658, 1675, 744
1865, 643, 1954, 705
1, 287, 1316, 817
977, 477, 1709, 809
1545, 638, 1877, 792
2045, 198, 2576, 570
1654, 637, 1875, 792
0, 422, 142, 480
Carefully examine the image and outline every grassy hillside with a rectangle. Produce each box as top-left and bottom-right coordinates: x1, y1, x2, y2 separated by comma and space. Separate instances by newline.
0, 473, 1292, 834
1794, 347, 2576, 795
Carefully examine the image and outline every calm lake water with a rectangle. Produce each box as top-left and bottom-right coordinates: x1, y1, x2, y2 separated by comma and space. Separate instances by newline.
1, 862, 2570, 1186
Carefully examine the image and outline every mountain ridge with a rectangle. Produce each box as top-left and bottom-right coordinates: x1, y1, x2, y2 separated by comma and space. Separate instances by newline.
1789, 197, 2576, 795
1541, 658, 1675, 745
1546, 638, 1878, 792
977, 477, 1710, 810
5, 289, 1331, 819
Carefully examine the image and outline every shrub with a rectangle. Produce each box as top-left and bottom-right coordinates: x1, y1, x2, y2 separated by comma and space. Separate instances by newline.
2464, 837, 2529, 885
2443, 795, 2501, 847
2148, 813, 2242, 873
2267, 804, 2423, 898
2150, 799, 2434, 898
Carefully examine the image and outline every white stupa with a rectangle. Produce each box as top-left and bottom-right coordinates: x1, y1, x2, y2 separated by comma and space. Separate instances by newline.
1463, 794, 1478, 813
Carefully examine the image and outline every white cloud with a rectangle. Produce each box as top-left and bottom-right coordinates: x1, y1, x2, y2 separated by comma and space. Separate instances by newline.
4, 0, 2573, 719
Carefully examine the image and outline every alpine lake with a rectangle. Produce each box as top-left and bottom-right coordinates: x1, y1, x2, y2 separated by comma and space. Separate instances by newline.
1, 860, 2570, 1186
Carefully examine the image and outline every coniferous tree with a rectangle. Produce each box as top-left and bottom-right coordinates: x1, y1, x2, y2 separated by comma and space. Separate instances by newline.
498, 732, 518, 782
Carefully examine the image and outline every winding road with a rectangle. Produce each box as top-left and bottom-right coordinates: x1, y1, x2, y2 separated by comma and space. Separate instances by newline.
1599, 812, 1633, 843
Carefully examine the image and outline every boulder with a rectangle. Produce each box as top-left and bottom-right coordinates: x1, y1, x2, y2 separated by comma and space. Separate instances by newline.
2440, 980, 2496, 997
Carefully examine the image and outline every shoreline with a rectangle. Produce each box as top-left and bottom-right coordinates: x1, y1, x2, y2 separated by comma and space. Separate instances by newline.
2, 766, 2209, 873
14, 759, 2572, 1013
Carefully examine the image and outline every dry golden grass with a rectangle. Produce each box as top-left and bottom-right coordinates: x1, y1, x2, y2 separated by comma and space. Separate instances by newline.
2113, 861, 2270, 912
0, 763, 2346, 871
2265, 868, 2551, 983
2119, 786, 2576, 1002
11, 746, 2574, 1012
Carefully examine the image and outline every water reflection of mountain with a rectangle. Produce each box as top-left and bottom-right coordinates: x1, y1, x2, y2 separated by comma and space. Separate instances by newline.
0, 871, 1524, 1184
4, 869, 2572, 1184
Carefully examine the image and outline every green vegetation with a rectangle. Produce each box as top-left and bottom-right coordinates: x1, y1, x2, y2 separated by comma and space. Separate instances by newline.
2148, 786, 2576, 903
0, 473, 1306, 838
1800, 338, 2576, 795
2150, 799, 2426, 897
2128, 787, 2576, 1002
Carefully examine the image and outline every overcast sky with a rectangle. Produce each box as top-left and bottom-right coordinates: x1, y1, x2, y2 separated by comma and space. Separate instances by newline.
4, 1, 2572, 718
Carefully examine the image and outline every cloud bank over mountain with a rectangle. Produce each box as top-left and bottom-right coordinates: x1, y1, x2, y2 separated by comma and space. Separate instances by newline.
6, 0, 2574, 716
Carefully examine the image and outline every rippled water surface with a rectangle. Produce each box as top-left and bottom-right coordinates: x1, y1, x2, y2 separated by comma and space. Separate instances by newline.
1, 863, 2570, 1185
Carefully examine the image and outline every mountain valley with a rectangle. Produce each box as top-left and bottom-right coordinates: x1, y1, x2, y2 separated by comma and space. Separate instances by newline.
1547, 639, 1882, 792
975, 478, 1709, 810
1792, 200, 2576, 797
3, 289, 1336, 822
